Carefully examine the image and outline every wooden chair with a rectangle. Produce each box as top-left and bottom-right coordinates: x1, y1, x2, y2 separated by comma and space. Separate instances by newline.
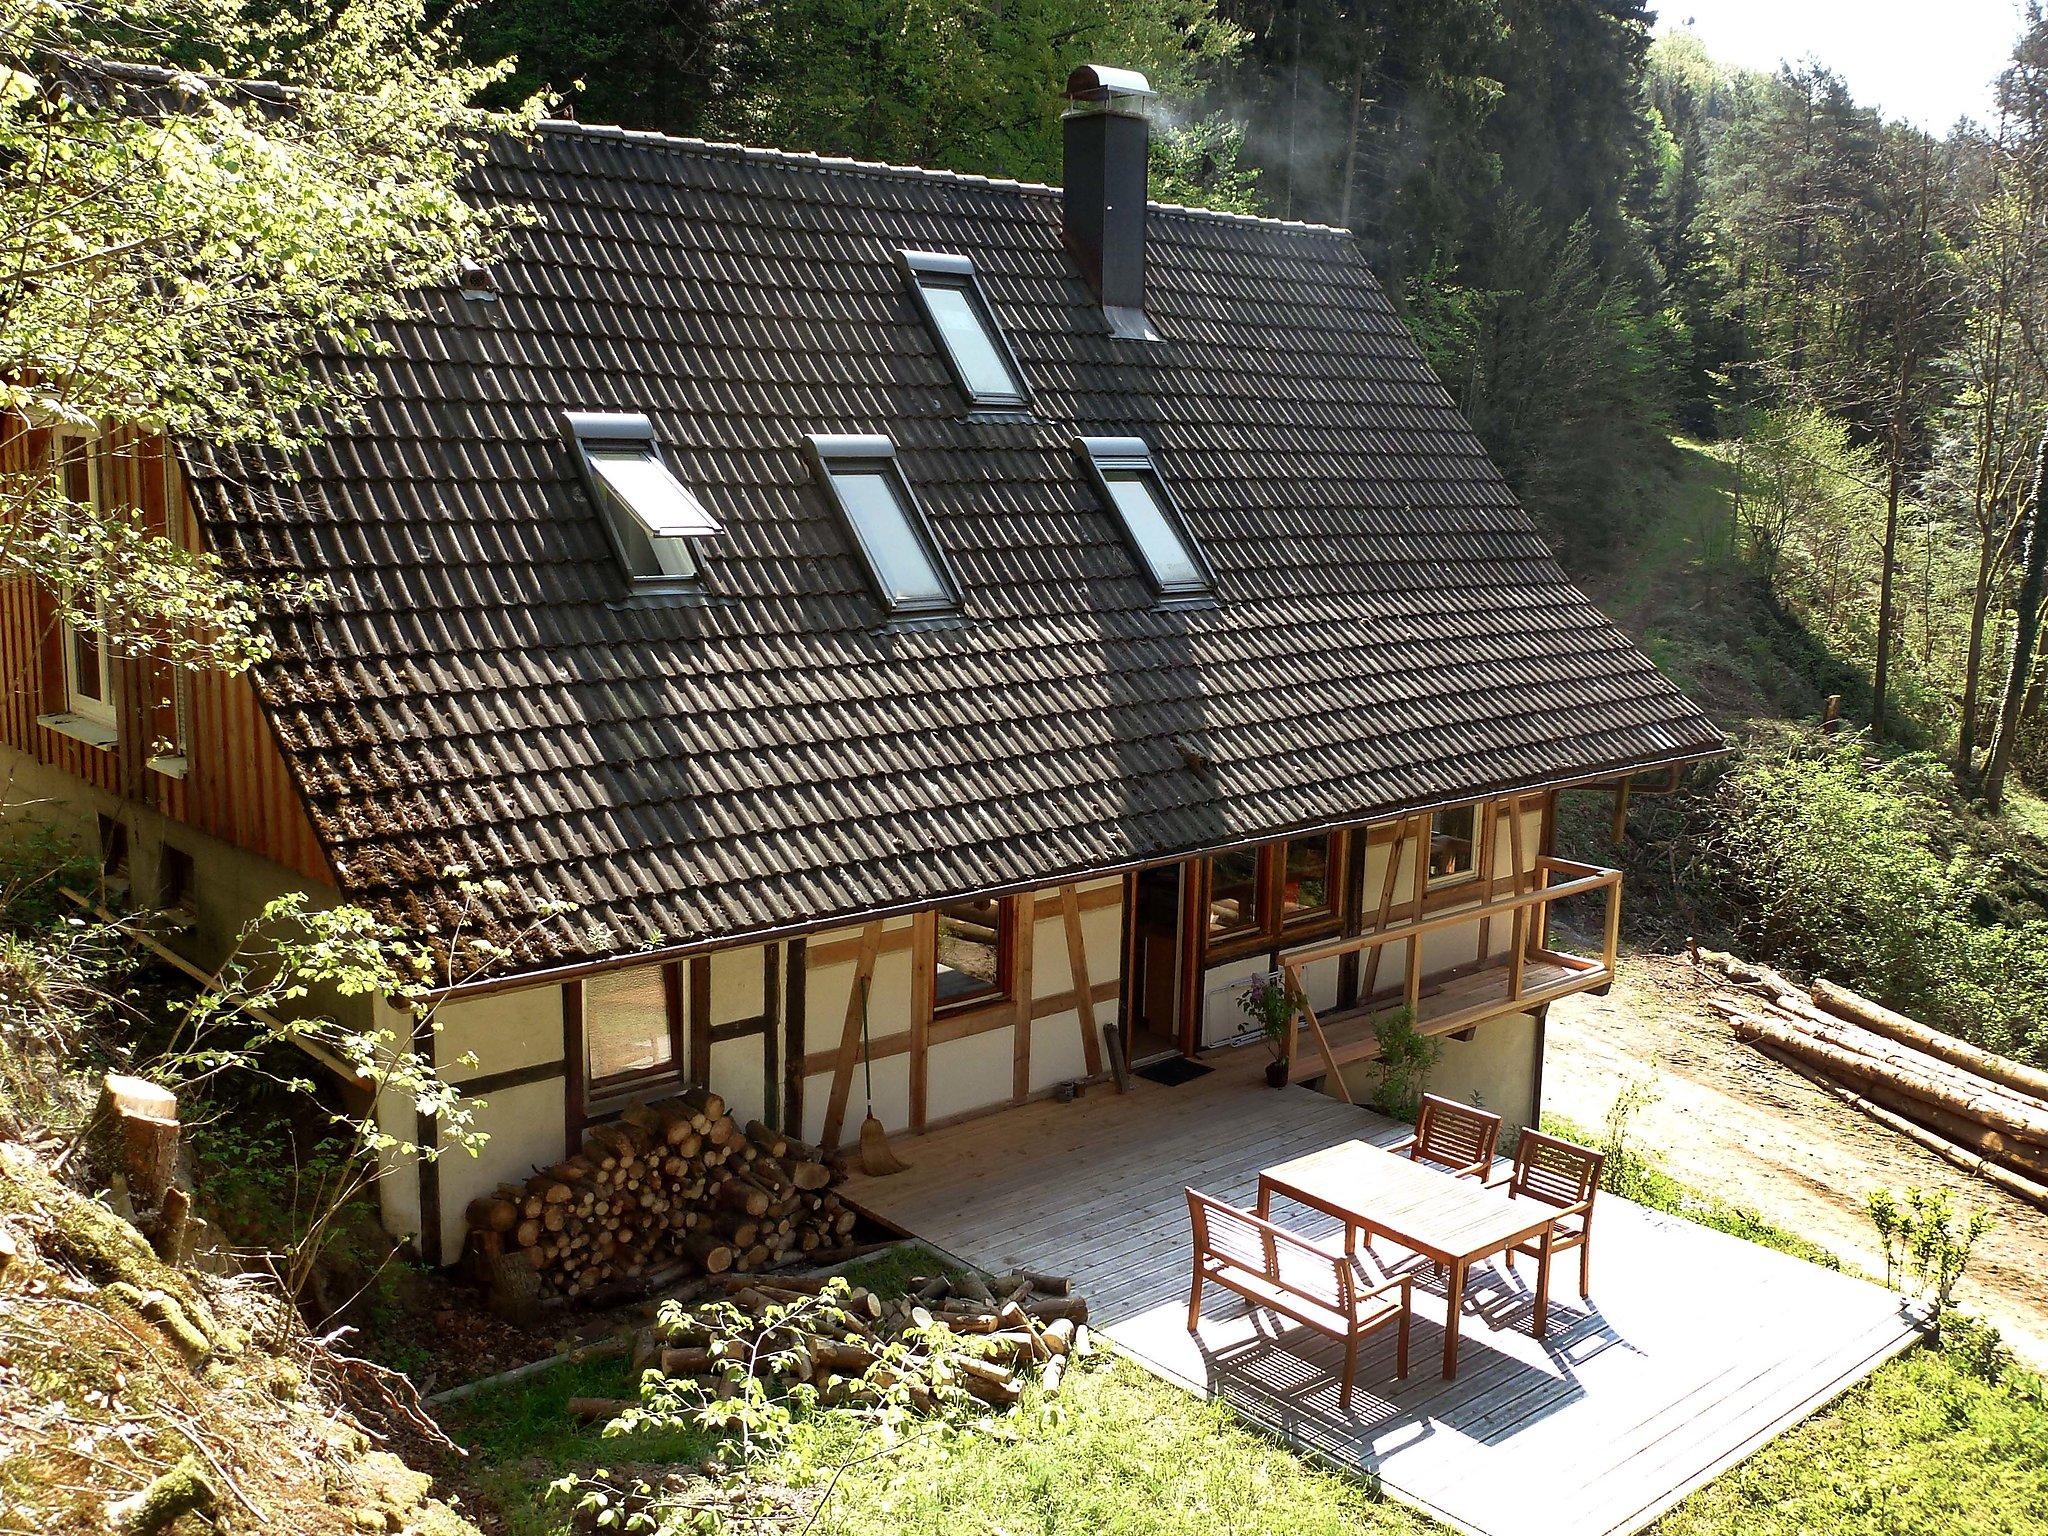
1186, 1188, 1411, 1410
1390, 1093, 1503, 1179
1487, 1128, 1605, 1331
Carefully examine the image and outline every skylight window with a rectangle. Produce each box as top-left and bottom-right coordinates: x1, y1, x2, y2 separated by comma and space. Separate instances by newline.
1076, 437, 1213, 598
564, 412, 721, 585
901, 251, 1028, 408
805, 435, 959, 616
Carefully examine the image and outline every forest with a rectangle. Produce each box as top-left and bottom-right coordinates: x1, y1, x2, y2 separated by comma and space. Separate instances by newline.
445, 0, 2048, 1070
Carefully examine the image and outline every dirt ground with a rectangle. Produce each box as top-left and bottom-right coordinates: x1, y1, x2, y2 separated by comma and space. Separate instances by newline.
1545, 950, 2048, 1368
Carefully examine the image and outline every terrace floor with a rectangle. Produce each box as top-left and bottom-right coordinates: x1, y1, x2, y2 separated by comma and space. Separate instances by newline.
840, 1047, 1920, 1536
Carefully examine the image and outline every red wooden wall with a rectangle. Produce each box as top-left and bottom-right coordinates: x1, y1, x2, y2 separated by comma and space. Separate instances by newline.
0, 415, 331, 885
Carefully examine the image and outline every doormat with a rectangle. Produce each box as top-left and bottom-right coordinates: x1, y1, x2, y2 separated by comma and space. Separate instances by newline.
1135, 1056, 1213, 1087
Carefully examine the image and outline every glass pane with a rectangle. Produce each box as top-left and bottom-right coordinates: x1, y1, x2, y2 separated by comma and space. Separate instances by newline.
587, 448, 720, 537
1208, 848, 1262, 937
920, 279, 1022, 401
1103, 471, 1204, 591
70, 627, 104, 704
1429, 806, 1479, 885
585, 966, 674, 1081
828, 467, 950, 606
1281, 837, 1334, 920
60, 442, 91, 504
935, 897, 1007, 1007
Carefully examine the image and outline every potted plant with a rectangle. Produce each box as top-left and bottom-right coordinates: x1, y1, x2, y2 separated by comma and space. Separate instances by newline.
1369, 1007, 1441, 1120
1238, 971, 1305, 1088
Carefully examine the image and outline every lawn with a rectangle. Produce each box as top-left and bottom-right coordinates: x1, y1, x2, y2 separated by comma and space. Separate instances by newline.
443, 1197, 2048, 1536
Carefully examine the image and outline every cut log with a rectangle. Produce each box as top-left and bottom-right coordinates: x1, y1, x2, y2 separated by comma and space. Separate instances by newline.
1809, 978, 2048, 1104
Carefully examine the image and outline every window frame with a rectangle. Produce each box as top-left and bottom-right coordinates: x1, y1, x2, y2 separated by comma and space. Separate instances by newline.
50, 433, 116, 729
899, 250, 1031, 410
564, 411, 722, 591
1074, 437, 1215, 599
1425, 803, 1484, 892
580, 960, 689, 1101
1200, 832, 1348, 963
930, 894, 1019, 1018
804, 434, 962, 617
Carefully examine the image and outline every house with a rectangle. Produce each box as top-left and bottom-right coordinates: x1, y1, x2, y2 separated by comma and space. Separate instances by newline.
0, 66, 1725, 1265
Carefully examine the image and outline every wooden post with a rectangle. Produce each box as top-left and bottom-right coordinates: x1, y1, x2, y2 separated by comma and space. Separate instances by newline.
1362, 815, 1416, 997
820, 922, 883, 1152
1060, 884, 1104, 1076
1602, 871, 1623, 976
909, 914, 934, 1132
1011, 895, 1034, 1103
1609, 778, 1632, 843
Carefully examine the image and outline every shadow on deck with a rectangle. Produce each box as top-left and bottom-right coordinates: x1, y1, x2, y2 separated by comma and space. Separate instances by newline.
841, 1048, 1920, 1536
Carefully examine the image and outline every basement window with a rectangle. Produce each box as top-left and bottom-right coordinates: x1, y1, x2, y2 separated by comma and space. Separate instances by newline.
1075, 438, 1213, 598
565, 412, 721, 587
805, 435, 959, 616
901, 251, 1029, 408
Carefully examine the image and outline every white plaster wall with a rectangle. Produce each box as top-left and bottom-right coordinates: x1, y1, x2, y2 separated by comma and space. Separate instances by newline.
1336, 1010, 1543, 1134
1025, 879, 1121, 1094
435, 984, 562, 1078
925, 1028, 1014, 1124
435, 1075, 567, 1262
711, 1031, 768, 1127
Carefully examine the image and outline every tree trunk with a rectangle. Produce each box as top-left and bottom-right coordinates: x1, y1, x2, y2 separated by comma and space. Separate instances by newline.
1956, 535, 1998, 777
1982, 429, 2048, 810
1872, 446, 1903, 740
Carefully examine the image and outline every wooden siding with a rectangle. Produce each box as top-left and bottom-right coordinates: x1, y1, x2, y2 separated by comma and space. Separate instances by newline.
0, 417, 330, 883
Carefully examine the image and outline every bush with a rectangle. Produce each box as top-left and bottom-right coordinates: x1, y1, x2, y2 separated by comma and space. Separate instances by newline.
1706, 734, 2048, 1065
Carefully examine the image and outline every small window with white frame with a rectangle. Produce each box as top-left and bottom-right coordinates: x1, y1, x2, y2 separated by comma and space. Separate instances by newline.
900, 251, 1029, 408
805, 434, 960, 616
1075, 437, 1213, 599
565, 412, 722, 587
52, 434, 115, 729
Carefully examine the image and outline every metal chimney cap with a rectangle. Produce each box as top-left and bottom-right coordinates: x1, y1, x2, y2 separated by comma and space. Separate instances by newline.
1065, 65, 1155, 105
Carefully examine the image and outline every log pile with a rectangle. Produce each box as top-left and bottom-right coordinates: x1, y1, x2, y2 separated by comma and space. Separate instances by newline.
585, 1268, 1091, 1420
1696, 949, 2048, 1210
460, 1087, 858, 1300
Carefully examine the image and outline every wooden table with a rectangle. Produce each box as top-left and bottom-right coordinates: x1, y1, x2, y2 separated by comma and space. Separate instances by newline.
1258, 1139, 1558, 1381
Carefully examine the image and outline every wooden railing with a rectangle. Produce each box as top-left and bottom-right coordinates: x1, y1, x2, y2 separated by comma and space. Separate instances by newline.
1275, 856, 1623, 1100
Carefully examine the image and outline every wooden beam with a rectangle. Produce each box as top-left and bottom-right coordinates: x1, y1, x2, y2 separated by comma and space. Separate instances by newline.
1610, 778, 1632, 842
1361, 815, 1415, 997
820, 921, 883, 1153
909, 913, 934, 1133
1060, 883, 1104, 1076
1012, 895, 1034, 1103
795, 978, 1119, 1079
761, 944, 781, 1131
782, 938, 806, 1138
687, 957, 712, 1085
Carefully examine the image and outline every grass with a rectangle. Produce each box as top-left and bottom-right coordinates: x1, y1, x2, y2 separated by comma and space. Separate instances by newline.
442, 1243, 1437, 1536
444, 1170, 2048, 1536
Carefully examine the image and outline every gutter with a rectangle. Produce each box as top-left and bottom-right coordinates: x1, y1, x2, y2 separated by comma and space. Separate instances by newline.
429, 743, 1728, 1003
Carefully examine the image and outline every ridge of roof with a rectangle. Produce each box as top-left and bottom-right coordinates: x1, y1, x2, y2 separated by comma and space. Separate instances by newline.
533, 116, 1358, 238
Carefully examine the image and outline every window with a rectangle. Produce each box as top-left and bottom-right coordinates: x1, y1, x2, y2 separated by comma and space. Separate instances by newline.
805, 435, 959, 615
584, 964, 682, 1087
1279, 836, 1335, 922
932, 896, 1015, 1012
565, 412, 722, 585
53, 435, 114, 726
1203, 834, 1346, 955
1206, 848, 1263, 939
901, 251, 1028, 407
1075, 438, 1212, 598
1427, 805, 1480, 888
158, 845, 196, 914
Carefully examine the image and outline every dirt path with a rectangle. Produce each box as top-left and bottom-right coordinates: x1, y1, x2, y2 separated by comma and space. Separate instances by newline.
1545, 951, 2048, 1368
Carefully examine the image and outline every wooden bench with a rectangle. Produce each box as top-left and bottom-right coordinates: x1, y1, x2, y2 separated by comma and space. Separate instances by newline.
1185, 1188, 1411, 1409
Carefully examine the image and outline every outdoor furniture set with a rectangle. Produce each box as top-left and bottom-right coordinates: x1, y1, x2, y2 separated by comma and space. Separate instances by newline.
1186, 1093, 1604, 1402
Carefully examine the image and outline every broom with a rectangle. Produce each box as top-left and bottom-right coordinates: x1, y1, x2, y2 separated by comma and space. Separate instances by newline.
855, 975, 908, 1176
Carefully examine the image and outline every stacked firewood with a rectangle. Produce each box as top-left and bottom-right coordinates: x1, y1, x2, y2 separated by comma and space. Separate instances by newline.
566, 1269, 1091, 1421
1698, 948, 2048, 1211
461, 1087, 858, 1300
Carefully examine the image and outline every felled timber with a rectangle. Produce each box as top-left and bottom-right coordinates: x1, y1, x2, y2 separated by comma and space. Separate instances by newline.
1809, 978, 2048, 1103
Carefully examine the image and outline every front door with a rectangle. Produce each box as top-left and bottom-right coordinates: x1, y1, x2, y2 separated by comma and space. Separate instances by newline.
1124, 863, 1190, 1062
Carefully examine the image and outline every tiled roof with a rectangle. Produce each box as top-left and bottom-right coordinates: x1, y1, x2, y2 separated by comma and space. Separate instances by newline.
181, 121, 1726, 971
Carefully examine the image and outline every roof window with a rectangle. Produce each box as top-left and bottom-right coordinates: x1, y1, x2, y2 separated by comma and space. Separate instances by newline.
565, 412, 721, 586
901, 251, 1028, 408
805, 435, 959, 616
1076, 437, 1213, 598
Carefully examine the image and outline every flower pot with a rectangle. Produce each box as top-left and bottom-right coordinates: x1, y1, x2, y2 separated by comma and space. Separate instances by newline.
1264, 1059, 1288, 1089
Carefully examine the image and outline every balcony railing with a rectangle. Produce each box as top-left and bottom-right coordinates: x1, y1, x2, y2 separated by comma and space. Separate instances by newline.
1275, 856, 1622, 1095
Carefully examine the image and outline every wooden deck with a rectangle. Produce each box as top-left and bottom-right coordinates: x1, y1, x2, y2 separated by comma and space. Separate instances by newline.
842, 1048, 1920, 1536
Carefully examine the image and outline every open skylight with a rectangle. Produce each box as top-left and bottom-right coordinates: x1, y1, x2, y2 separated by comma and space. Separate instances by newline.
1076, 437, 1213, 598
901, 251, 1029, 408
565, 411, 721, 585
805, 434, 959, 615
